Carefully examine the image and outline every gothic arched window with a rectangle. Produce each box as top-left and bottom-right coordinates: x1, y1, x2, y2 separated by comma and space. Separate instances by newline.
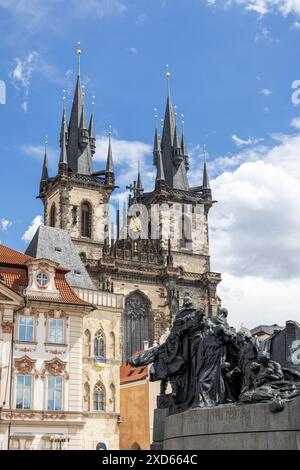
181, 205, 192, 249
50, 204, 56, 228
123, 292, 149, 362
84, 329, 91, 357
93, 382, 105, 411
81, 201, 92, 238
94, 330, 105, 358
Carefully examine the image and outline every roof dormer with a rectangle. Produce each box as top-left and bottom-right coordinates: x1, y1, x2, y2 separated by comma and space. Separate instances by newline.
24, 259, 60, 299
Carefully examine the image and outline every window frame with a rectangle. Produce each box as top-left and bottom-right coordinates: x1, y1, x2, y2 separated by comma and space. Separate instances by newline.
47, 375, 63, 412
47, 318, 65, 345
15, 374, 33, 410
81, 201, 92, 238
50, 203, 57, 228
94, 330, 105, 358
93, 382, 105, 412
18, 315, 34, 343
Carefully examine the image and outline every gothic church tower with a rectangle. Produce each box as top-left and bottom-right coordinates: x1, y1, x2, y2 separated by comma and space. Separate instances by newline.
39, 49, 115, 262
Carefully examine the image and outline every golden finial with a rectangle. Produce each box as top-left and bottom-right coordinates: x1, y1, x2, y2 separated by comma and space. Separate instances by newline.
92, 95, 95, 112
45, 135, 48, 153
76, 41, 82, 76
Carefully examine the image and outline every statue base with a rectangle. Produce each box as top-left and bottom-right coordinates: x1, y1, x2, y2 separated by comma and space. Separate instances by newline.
152, 395, 300, 450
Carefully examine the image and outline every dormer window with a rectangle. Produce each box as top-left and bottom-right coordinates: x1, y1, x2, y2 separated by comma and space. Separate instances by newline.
36, 272, 49, 288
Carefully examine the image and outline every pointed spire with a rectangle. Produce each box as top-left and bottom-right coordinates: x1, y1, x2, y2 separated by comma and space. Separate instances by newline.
181, 114, 187, 155
136, 161, 143, 192
89, 96, 96, 155
202, 145, 210, 190
155, 151, 166, 190
159, 66, 189, 190
67, 44, 93, 175
59, 93, 68, 171
105, 128, 115, 186
40, 136, 49, 191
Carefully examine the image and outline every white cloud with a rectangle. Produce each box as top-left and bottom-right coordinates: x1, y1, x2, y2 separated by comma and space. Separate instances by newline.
9, 51, 39, 112
207, 129, 300, 328
71, 0, 127, 17
260, 88, 272, 96
290, 116, 300, 128
232, 134, 264, 147
207, 0, 300, 17
292, 20, 300, 27
127, 47, 138, 55
219, 273, 300, 329
0, 0, 127, 23
22, 215, 43, 243
94, 135, 153, 189
0, 219, 12, 231
20, 144, 57, 166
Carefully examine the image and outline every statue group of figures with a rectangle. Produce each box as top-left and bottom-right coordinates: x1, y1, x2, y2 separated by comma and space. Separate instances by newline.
129, 295, 300, 414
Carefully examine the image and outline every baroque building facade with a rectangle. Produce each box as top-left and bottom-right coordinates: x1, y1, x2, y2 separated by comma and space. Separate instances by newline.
0, 245, 93, 450
38, 54, 221, 363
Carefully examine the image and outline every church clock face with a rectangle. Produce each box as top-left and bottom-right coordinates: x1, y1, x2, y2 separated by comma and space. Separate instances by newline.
129, 215, 142, 234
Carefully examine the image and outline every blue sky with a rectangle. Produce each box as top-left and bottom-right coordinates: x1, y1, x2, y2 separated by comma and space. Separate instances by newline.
1, 0, 300, 327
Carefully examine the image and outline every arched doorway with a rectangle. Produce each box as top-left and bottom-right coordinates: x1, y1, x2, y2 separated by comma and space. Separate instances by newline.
123, 292, 149, 361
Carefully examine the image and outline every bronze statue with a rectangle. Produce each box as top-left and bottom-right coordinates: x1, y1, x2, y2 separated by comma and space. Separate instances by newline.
128, 302, 300, 414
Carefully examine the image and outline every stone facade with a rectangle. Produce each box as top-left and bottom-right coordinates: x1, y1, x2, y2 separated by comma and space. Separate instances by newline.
75, 288, 123, 450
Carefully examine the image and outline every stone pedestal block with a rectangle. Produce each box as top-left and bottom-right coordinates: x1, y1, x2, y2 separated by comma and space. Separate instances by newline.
152, 396, 300, 450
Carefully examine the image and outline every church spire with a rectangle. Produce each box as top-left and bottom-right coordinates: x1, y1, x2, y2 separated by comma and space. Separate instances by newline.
40, 137, 49, 192
159, 66, 189, 191
59, 94, 68, 173
89, 97, 96, 155
202, 146, 210, 191
136, 161, 143, 193
155, 150, 166, 191
66, 44, 93, 175
181, 114, 189, 170
105, 129, 115, 186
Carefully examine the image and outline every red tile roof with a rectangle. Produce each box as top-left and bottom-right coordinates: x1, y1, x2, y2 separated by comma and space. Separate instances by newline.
0, 245, 32, 265
120, 362, 148, 385
0, 244, 91, 307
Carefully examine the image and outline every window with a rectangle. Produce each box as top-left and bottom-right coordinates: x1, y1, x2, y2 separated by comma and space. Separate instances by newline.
81, 202, 92, 238
48, 319, 64, 344
47, 376, 63, 411
36, 272, 49, 287
93, 382, 105, 411
16, 375, 32, 410
94, 330, 105, 357
19, 316, 34, 342
50, 204, 56, 227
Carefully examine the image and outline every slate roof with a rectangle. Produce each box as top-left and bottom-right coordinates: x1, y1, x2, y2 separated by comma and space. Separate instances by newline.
25, 225, 95, 290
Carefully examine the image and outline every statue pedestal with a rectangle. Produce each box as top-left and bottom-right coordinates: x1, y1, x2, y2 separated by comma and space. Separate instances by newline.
152, 395, 300, 450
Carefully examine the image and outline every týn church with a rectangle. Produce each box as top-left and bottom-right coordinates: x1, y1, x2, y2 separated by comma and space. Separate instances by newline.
0, 49, 221, 450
